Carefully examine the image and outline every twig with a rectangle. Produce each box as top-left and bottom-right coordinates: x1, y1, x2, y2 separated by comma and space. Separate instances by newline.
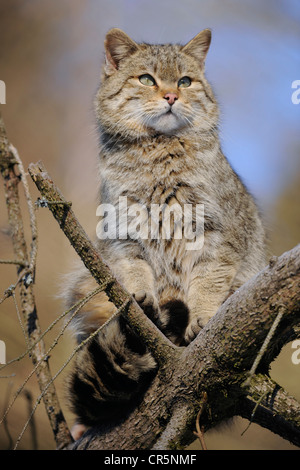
35, 196, 72, 208
243, 307, 285, 388
0, 259, 28, 266
0, 285, 15, 305
193, 392, 208, 450
9, 143, 38, 275
241, 390, 269, 436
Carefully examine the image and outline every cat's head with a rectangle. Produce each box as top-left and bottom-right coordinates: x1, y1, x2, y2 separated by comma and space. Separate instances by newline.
95, 28, 219, 138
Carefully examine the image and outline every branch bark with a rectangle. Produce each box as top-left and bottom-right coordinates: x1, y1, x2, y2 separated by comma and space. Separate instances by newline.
28, 160, 300, 450
240, 374, 300, 445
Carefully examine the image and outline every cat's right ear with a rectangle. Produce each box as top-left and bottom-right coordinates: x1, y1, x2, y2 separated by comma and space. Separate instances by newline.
104, 28, 139, 75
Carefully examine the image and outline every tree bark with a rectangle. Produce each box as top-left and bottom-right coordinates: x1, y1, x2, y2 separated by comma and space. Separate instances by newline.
240, 374, 300, 445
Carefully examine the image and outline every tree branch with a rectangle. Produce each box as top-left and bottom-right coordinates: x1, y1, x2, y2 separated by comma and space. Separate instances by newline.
28, 160, 178, 367
239, 374, 300, 448
28, 160, 300, 450
191, 244, 300, 373
0, 114, 73, 449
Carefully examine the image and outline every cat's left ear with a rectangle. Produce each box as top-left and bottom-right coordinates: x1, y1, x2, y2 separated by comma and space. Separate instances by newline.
104, 28, 139, 75
182, 29, 211, 66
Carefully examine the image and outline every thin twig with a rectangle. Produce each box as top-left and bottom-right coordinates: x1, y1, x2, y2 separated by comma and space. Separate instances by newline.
241, 391, 269, 436
9, 144, 38, 275
243, 307, 285, 387
0, 259, 28, 266
35, 196, 72, 208
193, 392, 208, 450
0, 270, 32, 306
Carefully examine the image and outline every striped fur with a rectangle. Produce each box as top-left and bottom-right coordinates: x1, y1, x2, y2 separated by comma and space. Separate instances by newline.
65, 29, 266, 431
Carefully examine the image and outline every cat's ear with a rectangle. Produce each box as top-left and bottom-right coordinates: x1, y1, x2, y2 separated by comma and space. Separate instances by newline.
182, 29, 211, 65
104, 28, 139, 74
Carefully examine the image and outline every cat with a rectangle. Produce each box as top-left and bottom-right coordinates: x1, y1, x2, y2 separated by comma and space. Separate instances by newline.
64, 28, 266, 436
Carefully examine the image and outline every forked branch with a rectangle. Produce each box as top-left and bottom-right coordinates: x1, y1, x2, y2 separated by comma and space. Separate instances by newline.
28, 159, 300, 450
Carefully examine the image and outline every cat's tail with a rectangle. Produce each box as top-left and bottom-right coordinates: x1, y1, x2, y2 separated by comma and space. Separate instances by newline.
66, 314, 157, 427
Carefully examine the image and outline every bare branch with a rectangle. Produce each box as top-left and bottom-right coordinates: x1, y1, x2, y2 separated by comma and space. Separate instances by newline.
28, 160, 178, 366
27, 158, 300, 450
0, 113, 73, 448
239, 374, 300, 448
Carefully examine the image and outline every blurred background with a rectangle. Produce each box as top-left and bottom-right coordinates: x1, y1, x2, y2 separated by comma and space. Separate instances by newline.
0, 0, 299, 450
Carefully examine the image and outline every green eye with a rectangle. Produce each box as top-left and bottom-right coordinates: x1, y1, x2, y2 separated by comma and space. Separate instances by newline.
139, 74, 156, 86
178, 76, 191, 88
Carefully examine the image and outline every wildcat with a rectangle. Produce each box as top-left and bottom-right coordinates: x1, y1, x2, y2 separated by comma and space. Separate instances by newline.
65, 28, 266, 435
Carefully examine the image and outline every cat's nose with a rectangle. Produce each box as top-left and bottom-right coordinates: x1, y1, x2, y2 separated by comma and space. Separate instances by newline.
163, 93, 178, 105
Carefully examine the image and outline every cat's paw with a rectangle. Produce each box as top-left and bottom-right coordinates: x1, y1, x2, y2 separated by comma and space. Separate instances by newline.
183, 317, 204, 345
71, 422, 88, 441
133, 290, 160, 322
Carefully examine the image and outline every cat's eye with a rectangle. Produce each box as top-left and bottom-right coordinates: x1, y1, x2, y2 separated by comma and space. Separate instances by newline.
178, 76, 192, 88
139, 74, 156, 87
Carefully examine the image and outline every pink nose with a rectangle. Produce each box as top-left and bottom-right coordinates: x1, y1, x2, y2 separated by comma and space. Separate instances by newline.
164, 93, 178, 105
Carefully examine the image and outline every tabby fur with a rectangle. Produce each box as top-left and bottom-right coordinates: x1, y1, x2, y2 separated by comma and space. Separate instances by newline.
65, 28, 266, 431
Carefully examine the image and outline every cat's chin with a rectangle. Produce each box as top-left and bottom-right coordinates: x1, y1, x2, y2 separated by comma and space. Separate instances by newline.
146, 112, 187, 135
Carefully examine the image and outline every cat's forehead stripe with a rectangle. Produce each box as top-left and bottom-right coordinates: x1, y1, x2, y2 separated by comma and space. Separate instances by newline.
138, 44, 185, 81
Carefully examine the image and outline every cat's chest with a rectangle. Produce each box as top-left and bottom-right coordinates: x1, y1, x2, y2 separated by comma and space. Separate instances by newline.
113, 141, 199, 197
125, 158, 198, 208
101, 135, 220, 211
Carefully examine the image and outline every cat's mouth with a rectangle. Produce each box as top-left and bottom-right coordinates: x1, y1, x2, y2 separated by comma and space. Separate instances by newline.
145, 106, 187, 134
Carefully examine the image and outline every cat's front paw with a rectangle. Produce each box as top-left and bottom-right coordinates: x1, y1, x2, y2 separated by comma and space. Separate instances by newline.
133, 290, 160, 322
183, 317, 204, 345
71, 422, 88, 441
